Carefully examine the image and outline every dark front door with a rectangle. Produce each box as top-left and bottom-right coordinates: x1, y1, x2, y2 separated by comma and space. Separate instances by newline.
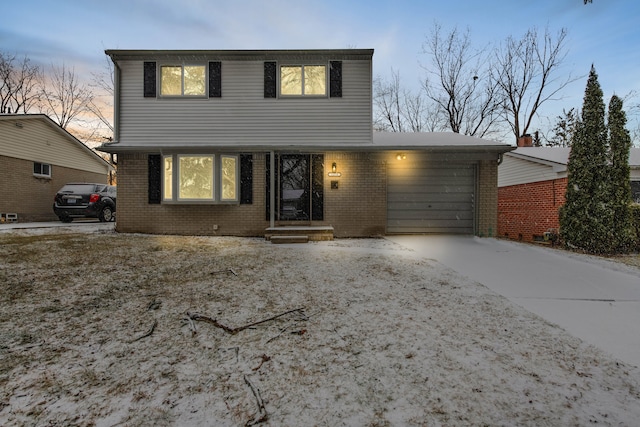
279, 154, 310, 221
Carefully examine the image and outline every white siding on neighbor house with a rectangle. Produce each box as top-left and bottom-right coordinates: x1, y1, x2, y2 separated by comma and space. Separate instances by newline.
0, 118, 109, 175
498, 155, 565, 187
117, 59, 372, 147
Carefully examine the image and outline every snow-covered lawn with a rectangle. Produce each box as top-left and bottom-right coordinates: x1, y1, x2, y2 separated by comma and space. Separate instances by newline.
1, 228, 640, 426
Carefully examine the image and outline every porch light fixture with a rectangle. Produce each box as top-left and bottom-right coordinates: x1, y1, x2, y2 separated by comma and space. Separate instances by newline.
396, 153, 406, 160
328, 162, 341, 177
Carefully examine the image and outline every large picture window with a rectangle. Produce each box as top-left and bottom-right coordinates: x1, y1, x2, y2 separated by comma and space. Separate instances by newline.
280, 65, 326, 96
161, 65, 206, 96
179, 155, 214, 200
162, 154, 239, 203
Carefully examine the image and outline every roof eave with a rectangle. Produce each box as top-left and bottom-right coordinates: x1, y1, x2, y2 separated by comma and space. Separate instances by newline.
98, 142, 514, 155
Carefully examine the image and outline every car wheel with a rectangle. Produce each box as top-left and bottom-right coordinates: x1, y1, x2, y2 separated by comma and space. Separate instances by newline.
59, 215, 73, 223
99, 206, 113, 222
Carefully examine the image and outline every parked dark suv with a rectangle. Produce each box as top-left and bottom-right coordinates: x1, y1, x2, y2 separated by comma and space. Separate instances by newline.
53, 183, 116, 223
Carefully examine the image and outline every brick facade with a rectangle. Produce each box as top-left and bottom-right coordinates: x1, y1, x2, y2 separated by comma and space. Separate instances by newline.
115, 151, 500, 238
477, 160, 499, 237
498, 178, 567, 241
0, 155, 108, 222
115, 152, 388, 237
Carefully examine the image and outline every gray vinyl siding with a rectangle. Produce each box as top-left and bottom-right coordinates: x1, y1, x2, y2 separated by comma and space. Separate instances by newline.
0, 118, 110, 175
387, 162, 476, 234
498, 155, 564, 187
117, 59, 372, 147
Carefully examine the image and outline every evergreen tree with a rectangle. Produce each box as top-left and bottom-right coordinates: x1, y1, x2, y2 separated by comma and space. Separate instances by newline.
607, 95, 636, 251
560, 66, 612, 253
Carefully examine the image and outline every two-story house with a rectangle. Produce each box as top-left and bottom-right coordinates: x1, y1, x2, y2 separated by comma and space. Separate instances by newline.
100, 49, 512, 240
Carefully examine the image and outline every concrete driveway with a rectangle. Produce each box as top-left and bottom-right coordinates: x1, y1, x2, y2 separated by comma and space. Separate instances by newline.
387, 235, 640, 368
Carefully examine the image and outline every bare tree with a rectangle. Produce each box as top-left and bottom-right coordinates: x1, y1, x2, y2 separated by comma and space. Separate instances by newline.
421, 23, 503, 138
373, 69, 445, 132
544, 107, 579, 147
40, 63, 94, 129
493, 27, 576, 143
87, 54, 114, 135
374, 70, 405, 132
0, 51, 43, 114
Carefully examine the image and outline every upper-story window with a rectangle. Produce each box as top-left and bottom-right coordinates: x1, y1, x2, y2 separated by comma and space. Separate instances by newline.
280, 65, 326, 96
160, 65, 206, 96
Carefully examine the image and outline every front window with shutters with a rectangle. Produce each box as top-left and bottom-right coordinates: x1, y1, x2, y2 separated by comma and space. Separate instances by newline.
162, 154, 238, 203
160, 65, 206, 96
280, 65, 326, 96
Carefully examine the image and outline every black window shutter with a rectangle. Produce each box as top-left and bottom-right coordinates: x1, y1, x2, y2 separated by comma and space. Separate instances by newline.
240, 154, 253, 204
264, 62, 277, 98
312, 154, 324, 220
143, 62, 157, 98
329, 61, 342, 98
209, 61, 221, 98
148, 154, 162, 204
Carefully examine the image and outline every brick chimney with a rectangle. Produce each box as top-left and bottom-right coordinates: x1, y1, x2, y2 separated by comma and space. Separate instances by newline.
517, 134, 533, 147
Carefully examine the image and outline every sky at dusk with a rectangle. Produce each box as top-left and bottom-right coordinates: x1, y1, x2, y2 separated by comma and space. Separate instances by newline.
1, 0, 639, 138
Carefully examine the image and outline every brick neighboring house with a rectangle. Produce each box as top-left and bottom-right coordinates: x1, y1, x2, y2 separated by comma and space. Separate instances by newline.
498, 145, 640, 242
99, 49, 513, 239
0, 114, 114, 222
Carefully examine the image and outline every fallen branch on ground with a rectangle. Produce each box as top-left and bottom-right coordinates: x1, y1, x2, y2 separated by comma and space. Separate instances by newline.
129, 320, 157, 343
244, 375, 268, 425
183, 315, 197, 336
251, 354, 271, 371
210, 268, 238, 276
186, 308, 305, 335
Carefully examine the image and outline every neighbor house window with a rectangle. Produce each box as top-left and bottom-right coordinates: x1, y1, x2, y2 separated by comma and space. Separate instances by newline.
161, 65, 206, 96
162, 154, 239, 203
632, 180, 640, 203
33, 162, 51, 178
280, 65, 326, 96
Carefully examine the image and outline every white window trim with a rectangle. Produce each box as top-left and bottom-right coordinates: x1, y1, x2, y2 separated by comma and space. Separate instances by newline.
33, 162, 52, 179
279, 63, 328, 98
159, 63, 207, 97
162, 153, 240, 204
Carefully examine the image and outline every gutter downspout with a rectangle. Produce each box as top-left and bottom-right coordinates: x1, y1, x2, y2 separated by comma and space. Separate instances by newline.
112, 58, 121, 145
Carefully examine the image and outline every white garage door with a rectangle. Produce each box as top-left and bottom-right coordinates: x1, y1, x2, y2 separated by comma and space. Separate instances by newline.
387, 162, 476, 234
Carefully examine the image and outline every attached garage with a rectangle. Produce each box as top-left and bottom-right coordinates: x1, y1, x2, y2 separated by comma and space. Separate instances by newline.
373, 132, 514, 237
387, 160, 476, 234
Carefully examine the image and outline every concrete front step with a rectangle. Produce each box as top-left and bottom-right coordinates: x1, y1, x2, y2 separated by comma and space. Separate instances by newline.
270, 235, 310, 244
265, 226, 334, 242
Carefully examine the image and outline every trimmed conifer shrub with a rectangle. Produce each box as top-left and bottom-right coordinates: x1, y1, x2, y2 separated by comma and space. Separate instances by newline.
607, 95, 636, 252
560, 68, 636, 254
560, 66, 611, 253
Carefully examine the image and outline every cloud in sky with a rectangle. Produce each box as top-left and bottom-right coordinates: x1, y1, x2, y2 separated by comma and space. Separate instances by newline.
2, 0, 640, 134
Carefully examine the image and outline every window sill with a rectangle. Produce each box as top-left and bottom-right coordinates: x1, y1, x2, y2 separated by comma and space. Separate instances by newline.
33, 174, 51, 180
162, 200, 239, 205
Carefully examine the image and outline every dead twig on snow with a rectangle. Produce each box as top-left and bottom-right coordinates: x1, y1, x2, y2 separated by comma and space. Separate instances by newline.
183, 315, 197, 336
129, 320, 157, 343
187, 308, 305, 335
251, 354, 271, 371
210, 268, 238, 276
244, 375, 268, 425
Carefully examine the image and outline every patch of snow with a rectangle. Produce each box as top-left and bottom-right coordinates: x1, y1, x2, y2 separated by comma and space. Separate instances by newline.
0, 231, 639, 425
